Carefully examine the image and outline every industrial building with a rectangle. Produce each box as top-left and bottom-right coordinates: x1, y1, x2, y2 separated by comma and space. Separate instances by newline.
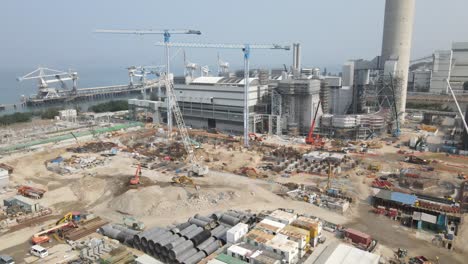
312, 242, 380, 264
409, 42, 468, 93
3, 195, 41, 213
125, 0, 421, 140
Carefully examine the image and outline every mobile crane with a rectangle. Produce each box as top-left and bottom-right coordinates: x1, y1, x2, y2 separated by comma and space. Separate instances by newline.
306, 100, 324, 147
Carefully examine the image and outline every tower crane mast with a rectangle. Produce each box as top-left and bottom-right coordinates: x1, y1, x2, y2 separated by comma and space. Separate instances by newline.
94, 28, 207, 176
94, 29, 201, 134
155, 42, 290, 147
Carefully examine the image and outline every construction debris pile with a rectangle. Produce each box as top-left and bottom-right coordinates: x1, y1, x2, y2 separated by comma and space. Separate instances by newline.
286, 186, 351, 213
66, 141, 118, 153
46, 155, 109, 174
125, 141, 187, 162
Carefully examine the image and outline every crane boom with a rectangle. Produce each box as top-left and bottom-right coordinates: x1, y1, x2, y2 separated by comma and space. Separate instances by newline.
447, 79, 468, 134
158, 42, 289, 50
94, 28, 202, 135
95, 29, 201, 35
306, 100, 321, 144
166, 79, 207, 175
154, 41, 290, 147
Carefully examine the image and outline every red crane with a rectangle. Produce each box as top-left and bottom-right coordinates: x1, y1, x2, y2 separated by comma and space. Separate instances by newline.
129, 164, 142, 185
305, 100, 323, 146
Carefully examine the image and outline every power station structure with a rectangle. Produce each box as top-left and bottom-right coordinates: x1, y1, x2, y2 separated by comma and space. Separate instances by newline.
20, 0, 420, 142
380, 0, 416, 121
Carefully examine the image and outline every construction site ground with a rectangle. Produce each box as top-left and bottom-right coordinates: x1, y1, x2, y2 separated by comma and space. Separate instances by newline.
0, 127, 467, 263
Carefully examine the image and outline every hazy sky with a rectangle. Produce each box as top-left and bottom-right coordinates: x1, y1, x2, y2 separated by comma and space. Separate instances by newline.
1, 0, 467, 73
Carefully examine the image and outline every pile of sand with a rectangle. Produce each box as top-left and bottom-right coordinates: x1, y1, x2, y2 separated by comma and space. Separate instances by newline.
109, 185, 241, 217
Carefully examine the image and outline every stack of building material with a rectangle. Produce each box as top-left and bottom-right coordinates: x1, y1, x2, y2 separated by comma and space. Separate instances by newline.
98, 224, 140, 246
128, 217, 226, 263
64, 217, 108, 241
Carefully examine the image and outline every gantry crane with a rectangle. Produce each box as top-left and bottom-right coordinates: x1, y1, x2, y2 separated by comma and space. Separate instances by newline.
95, 29, 208, 176
94, 29, 201, 134
17, 67, 78, 99
154, 42, 290, 147
217, 53, 230, 76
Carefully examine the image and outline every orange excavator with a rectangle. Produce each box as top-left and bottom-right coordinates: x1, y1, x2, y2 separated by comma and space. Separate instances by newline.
31, 221, 76, 244
129, 164, 142, 186
305, 100, 324, 147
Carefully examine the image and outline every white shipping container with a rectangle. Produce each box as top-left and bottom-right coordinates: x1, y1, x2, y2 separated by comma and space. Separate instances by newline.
226, 223, 249, 244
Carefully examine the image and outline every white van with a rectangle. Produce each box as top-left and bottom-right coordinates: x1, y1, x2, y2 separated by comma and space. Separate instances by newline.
30, 245, 48, 258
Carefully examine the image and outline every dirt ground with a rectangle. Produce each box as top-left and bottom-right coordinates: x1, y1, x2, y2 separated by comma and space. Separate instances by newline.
1, 127, 468, 263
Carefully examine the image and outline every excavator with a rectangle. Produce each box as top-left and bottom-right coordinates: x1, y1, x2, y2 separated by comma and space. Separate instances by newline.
31, 222, 77, 244
31, 212, 77, 244
306, 100, 325, 147
129, 164, 142, 186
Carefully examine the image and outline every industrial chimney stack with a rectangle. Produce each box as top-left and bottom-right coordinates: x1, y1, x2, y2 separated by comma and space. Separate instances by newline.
381, 0, 416, 120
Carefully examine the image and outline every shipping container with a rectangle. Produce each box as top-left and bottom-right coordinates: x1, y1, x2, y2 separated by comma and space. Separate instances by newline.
344, 228, 371, 247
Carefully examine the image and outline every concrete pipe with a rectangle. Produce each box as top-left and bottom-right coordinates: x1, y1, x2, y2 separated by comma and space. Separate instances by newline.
178, 224, 198, 237
183, 251, 207, 264
142, 228, 167, 249
176, 221, 192, 231
210, 225, 224, 235
202, 240, 221, 255
169, 240, 194, 260
164, 236, 186, 251
213, 227, 229, 244
156, 234, 181, 254
184, 227, 204, 240
188, 217, 210, 229
194, 214, 213, 223
148, 231, 172, 253
196, 237, 216, 251
219, 214, 240, 226
190, 230, 211, 247
175, 248, 199, 264
134, 227, 164, 245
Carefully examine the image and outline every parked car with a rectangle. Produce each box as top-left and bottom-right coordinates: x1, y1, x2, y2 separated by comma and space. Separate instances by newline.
0, 255, 14, 264
30, 245, 48, 258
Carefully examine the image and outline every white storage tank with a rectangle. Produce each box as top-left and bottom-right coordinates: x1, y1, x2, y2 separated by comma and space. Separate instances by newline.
226, 223, 249, 244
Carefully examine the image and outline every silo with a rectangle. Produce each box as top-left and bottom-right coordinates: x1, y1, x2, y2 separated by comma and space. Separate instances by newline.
380, 0, 416, 119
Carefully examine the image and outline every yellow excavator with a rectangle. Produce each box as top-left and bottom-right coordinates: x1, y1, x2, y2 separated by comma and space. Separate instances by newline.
53, 212, 74, 242
172, 176, 200, 190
